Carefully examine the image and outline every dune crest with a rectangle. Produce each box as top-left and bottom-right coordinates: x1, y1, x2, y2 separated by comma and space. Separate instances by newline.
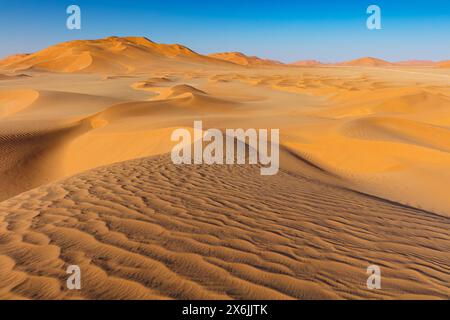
209, 52, 283, 66
338, 57, 393, 66
395, 60, 436, 66
0, 89, 39, 118
438, 60, 450, 68
291, 60, 323, 67
0, 36, 233, 74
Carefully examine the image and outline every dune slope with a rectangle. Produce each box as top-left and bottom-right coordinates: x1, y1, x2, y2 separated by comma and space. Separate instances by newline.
209, 52, 283, 66
338, 57, 393, 67
0, 154, 449, 299
0, 37, 233, 74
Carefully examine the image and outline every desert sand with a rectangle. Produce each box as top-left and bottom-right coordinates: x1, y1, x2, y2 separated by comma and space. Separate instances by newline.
209, 52, 283, 66
0, 36, 449, 299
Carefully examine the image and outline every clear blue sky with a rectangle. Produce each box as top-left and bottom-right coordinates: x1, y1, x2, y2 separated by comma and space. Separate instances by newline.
0, 0, 449, 62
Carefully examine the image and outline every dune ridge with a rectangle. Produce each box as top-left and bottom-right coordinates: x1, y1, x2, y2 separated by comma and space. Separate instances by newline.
291, 60, 323, 67
395, 60, 437, 67
208, 52, 284, 66
0, 37, 235, 74
337, 57, 393, 67
438, 60, 450, 68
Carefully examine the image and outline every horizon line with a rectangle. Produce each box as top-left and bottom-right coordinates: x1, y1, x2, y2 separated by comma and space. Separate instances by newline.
1, 35, 448, 65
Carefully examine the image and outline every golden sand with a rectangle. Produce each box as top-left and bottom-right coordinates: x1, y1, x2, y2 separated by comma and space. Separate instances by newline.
0, 37, 449, 299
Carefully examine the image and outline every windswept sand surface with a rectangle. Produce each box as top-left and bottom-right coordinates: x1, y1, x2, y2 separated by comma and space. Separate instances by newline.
0, 154, 449, 300
0, 37, 449, 299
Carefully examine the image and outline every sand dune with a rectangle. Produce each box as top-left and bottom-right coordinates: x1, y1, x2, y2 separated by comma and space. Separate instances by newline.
0, 89, 39, 118
0, 73, 31, 81
0, 54, 31, 67
0, 153, 449, 299
291, 60, 323, 67
395, 60, 437, 66
0, 37, 449, 300
438, 60, 450, 68
1, 37, 446, 73
341, 117, 450, 152
0, 88, 121, 201
289, 59, 441, 68
289, 59, 440, 68
0, 37, 234, 74
338, 57, 393, 67
209, 52, 284, 66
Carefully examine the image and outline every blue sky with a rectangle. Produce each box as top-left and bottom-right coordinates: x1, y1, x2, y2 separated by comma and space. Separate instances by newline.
0, 0, 449, 62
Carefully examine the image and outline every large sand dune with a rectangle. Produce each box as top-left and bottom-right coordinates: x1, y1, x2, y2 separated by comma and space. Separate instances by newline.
438, 60, 450, 68
0, 37, 236, 74
209, 52, 284, 66
0, 37, 449, 299
338, 57, 393, 67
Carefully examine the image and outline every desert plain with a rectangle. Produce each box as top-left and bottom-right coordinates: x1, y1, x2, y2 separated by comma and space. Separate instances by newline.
0, 36, 449, 299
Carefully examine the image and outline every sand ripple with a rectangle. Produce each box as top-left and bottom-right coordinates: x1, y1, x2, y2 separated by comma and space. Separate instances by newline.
0, 155, 448, 299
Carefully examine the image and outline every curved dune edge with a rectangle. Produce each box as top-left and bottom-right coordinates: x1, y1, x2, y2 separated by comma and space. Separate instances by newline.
0, 88, 123, 202
0, 89, 39, 118
0, 154, 449, 300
